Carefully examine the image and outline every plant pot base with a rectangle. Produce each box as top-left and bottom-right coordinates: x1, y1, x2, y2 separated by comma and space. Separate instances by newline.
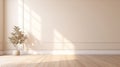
13, 50, 20, 56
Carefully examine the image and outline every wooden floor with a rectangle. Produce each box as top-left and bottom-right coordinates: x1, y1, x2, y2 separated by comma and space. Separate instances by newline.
0, 55, 120, 67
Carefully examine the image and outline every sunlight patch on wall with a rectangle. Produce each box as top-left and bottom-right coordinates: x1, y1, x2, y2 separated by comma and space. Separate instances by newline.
53, 29, 75, 55
19, 0, 42, 35
18, 0, 24, 30
18, 0, 42, 50
18, 0, 75, 53
31, 11, 42, 40
24, 10, 42, 50
23, 3, 31, 32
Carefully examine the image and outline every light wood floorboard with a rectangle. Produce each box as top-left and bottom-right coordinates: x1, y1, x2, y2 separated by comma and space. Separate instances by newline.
0, 55, 120, 67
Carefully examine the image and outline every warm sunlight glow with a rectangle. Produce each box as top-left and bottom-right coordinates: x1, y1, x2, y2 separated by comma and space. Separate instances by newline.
18, 0, 42, 51
63, 38, 75, 50
23, 1, 42, 38
18, 0, 75, 55
53, 29, 75, 55
31, 11, 42, 40
41, 55, 77, 63
54, 29, 63, 42
18, 0, 24, 30
28, 50, 38, 55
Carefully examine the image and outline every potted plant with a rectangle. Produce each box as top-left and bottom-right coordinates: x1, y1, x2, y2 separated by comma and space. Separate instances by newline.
9, 26, 27, 55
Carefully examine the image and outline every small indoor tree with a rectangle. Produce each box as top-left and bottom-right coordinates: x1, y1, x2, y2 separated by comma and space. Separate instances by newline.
9, 26, 26, 55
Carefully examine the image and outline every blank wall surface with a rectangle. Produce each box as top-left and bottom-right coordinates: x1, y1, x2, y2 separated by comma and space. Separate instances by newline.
5, 0, 120, 50
0, 0, 3, 51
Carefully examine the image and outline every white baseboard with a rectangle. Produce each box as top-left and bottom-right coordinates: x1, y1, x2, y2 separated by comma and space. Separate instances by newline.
27, 50, 120, 55
3, 50, 120, 55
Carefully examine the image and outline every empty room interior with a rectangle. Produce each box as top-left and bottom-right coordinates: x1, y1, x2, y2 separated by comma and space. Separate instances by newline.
0, 0, 120, 67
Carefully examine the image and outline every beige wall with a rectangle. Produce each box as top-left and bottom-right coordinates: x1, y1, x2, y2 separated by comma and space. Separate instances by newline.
4, 0, 22, 50
5, 0, 120, 51
0, 0, 3, 51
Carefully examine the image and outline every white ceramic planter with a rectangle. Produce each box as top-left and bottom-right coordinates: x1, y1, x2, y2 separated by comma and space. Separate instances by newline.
13, 50, 20, 56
